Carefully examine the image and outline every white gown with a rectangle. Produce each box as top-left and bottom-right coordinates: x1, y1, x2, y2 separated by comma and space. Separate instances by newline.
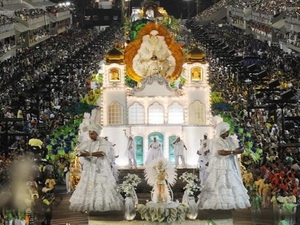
145, 141, 164, 165
69, 138, 124, 212
197, 137, 250, 210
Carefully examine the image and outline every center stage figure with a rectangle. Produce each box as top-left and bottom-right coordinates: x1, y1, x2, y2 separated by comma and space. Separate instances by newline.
197, 121, 250, 210
145, 136, 164, 166
145, 158, 177, 203
69, 124, 124, 212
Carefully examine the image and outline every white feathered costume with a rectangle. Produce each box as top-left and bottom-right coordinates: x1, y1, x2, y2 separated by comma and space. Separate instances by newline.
145, 158, 177, 204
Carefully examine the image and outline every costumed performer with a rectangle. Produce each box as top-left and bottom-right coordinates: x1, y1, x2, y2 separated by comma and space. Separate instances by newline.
145, 158, 177, 203
69, 124, 124, 212
173, 136, 187, 168
197, 121, 250, 210
145, 136, 164, 165
124, 130, 137, 169
197, 133, 210, 185
104, 136, 119, 182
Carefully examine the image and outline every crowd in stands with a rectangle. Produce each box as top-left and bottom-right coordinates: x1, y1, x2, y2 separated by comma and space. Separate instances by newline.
233, 0, 261, 8
0, 15, 14, 56
14, 8, 46, 21
202, 0, 300, 60
199, 0, 299, 21
248, 22, 272, 37
29, 28, 49, 44
253, 0, 286, 15
286, 32, 300, 47
0, 150, 64, 224
194, 0, 230, 20
187, 18, 300, 222
0, 14, 14, 25
46, 5, 71, 15
287, 7, 300, 19
0, 23, 123, 224
234, 0, 299, 10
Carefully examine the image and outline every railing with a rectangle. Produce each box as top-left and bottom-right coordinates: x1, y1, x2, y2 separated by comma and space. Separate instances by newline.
26, 16, 47, 25
286, 16, 300, 25
56, 10, 70, 17
0, 23, 14, 33
251, 12, 273, 25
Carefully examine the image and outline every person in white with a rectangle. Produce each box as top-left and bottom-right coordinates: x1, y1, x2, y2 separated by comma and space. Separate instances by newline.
145, 136, 164, 166
144, 158, 177, 204
197, 133, 210, 185
69, 124, 124, 212
104, 136, 119, 181
124, 130, 137, 169
197, 121, 250, 210
173, 136, 187, 168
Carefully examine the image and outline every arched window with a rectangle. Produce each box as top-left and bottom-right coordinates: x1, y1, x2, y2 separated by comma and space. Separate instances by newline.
189, 101, 205, 125
128, 102, 144, 124
168, 135, 177, 164
109, 67, 120, 81
191, 66, 202, 81
148, 102, 164, 124
108, 101, 123, 125
135, 136, 144, 166
168, 102, 184, 124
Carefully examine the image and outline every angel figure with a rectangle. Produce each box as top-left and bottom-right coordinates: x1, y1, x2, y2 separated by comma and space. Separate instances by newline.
145, 158, 177, 204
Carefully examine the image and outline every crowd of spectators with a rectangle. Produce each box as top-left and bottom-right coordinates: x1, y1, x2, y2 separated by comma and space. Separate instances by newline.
233, 0, 299, 11
0, 14, 14, 56
194, 0, 230, 20
286, 32, 300, 48
287, 7, 300, 19
0, 150, 64, 224
0, 22, 123, 224
14, 8, 46, 21
28, 28, 49, 44
200, 0, 300, 66
187, 18, 300, 222
233, 0, 262, 8
46, 5, 71, 15
197, 0, 300, 25
0, 14, 14, 25
252, 0, 286, 15
194, 0, 290, 21
248, 21, 272, 38
0, 23, 123, 153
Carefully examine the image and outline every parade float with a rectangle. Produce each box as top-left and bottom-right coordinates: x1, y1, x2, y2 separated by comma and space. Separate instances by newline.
90, 1, 213, 168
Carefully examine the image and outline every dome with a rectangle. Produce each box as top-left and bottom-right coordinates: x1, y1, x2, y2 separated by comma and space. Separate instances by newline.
186, 47, 206, 63
105, 48, 124, 64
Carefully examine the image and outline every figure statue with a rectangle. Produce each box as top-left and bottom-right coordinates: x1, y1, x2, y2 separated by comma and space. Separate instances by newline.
132, 30, 175, 78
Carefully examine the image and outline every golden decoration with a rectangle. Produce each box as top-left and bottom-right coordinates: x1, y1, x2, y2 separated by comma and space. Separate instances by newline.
105, 48, 124, 64
186, 47, 206, 64
124, 22, 184, 82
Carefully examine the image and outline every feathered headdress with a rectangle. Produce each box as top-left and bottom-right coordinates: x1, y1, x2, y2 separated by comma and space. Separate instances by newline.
144, 158, 177, 187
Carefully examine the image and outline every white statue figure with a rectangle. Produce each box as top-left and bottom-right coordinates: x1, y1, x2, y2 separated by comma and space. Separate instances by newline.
145, 158, 177, 204
132, 30, 176, 78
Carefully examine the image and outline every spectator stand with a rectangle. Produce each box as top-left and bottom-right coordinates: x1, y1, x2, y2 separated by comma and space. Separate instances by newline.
0, 117, 30, 157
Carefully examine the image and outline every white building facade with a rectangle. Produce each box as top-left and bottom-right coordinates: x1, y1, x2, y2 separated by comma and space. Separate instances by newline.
96, 23, 213, 167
